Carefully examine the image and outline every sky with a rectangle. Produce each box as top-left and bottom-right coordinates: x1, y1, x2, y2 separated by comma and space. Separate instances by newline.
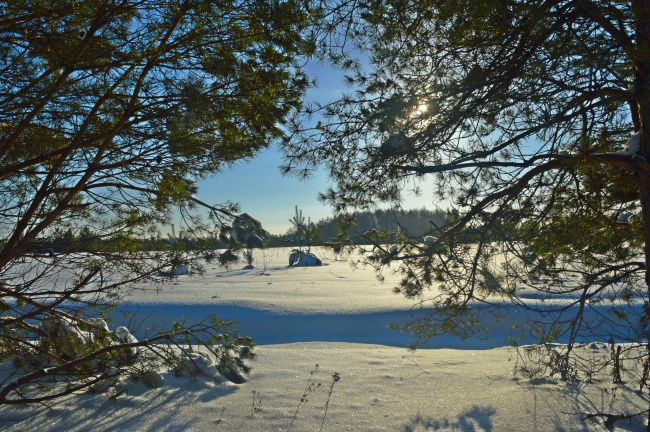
191, 61, 439, 235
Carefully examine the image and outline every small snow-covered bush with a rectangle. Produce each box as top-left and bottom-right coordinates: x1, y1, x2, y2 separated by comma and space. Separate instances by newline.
0, 313, 255, 404
174, 351, 218, 378
41, 316, 94, 360
114, 326, 139, 364
218, 249, 239, 267
115, 326, 138, 344
215, 347, 253, 384
170, 265, 189, 276
88, 318, 110, 334
37, 318, 141, 370
133, 368, 164, 388
157, 264, 190, 277
243, 249, 254, 266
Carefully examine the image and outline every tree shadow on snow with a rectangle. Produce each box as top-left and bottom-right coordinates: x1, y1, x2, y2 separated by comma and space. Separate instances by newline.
1, 378, 239, 432
530, 379, 648, 432
401, 405, 496, 432
508, 372, 650, 432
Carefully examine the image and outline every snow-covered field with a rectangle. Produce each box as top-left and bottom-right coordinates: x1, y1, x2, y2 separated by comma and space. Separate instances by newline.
1, 247, 648, 431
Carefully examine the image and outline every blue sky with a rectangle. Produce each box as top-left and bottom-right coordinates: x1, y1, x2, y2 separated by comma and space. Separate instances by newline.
195, 143, 332, 235
191, 61, 438, 235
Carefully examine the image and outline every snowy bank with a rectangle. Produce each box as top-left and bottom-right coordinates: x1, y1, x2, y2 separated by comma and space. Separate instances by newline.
1, 343, 647, 432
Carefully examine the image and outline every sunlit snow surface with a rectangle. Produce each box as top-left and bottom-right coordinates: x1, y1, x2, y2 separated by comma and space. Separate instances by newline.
1, 248, 648, 431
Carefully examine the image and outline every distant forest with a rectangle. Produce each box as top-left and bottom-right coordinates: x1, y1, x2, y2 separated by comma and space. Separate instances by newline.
269, 208, 448, 246
29, 208, 448, 252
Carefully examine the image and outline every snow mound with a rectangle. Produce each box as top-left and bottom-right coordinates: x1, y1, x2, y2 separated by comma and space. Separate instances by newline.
423, 236, 436, 248
41, 316, 93, 358
289, 251, 322, 267
157, 264, 189, 277
176, 351, 218, 377
170, 264, 189, 276
115, 326, 138, 344
88, 318, 110, 333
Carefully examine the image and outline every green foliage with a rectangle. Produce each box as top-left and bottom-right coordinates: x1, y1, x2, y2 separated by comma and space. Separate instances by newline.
287, 206, 321, 253
268, 208, 447, 248
0, 314, 256, 402
285, 0, 650, 408
321, 214, 357, 256
0, 0, 310, 404
133, 369, 163, 389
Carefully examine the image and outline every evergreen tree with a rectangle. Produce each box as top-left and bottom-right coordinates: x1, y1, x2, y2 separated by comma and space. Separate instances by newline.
288, 205, 321, 254
285, 1, 650, 426
0, 0, 311, 404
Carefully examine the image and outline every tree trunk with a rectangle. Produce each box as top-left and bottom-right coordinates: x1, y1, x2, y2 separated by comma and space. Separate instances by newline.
638, 170, 650, 432
632, 1, 650, 428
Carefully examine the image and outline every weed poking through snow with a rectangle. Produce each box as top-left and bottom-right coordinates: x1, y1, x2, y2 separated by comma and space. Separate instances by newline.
288, 365, 341, 431
289, 364, 321, 430
319, 372, 341, 432
250, 390, 262, 416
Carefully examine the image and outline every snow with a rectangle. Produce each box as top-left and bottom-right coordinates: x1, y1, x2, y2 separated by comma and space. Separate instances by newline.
0, 247, 648, 431
423, 236, 437, 249
115, 326, 138, 345
41, 315, 94, 358
289, 251, 322, 266
620, 132, 641, 156
566, 132, 644, 159
170, 265, 189, 276
609, 131, 641, 157
88, 318, 110, 333
177, 351, 218, 378
157, 264, 189, 277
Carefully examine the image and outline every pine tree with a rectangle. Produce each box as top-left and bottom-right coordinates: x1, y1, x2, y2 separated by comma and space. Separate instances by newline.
0, 0, 312, 404
288, 206, 322, 264
285, 1, 650, 426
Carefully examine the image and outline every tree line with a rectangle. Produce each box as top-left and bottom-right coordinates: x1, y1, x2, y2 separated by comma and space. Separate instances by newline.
30, 207, 447, 252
